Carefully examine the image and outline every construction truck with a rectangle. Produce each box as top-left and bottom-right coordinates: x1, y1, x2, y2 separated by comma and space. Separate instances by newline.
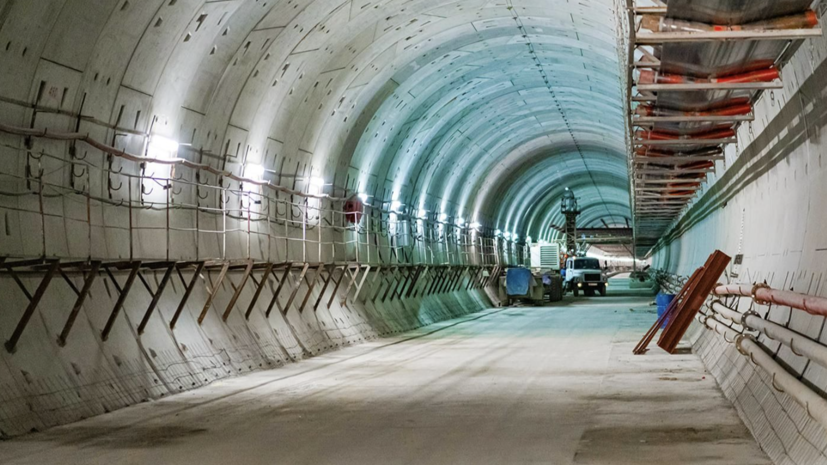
499, 242, 564, 305
529, 243, 564, 302
563, 256, 607, 297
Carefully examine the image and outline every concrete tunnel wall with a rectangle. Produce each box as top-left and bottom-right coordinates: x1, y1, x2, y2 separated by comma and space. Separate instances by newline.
0, 267, 495, 438
0, 0, 633, 440
651, 20, 827, 465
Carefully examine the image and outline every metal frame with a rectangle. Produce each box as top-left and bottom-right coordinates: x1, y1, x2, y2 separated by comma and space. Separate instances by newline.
636, 29, 823, 44
2, 256, 498, 351
5, 259, 60, 352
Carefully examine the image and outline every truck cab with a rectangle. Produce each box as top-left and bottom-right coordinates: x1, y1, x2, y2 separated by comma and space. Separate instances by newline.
563, 257, 606, 297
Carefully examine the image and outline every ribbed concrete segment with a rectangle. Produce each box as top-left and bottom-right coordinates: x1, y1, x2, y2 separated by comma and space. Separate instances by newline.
0, 297, 768, 465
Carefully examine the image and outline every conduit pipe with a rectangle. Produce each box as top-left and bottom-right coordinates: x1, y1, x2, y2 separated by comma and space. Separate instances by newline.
0, 122, 348, 201
709, 301, 827, 370
736, 336, 827, 430
698, 298, 827, 430
715, 284, 827, 318
697, 312, 741, 342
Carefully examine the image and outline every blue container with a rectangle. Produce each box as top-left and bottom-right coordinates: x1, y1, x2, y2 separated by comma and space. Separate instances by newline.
656, 292, 676, 328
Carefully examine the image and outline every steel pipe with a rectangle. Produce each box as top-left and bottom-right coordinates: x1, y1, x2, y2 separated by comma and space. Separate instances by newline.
737, 336, 827, 430
709, 301, 827, 371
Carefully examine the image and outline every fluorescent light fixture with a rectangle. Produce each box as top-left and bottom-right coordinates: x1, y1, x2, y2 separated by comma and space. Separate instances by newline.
470, 222, 481, 230
439, 212, 448, 222
418, 208, 428, 219
358, 192, 369, 202
308, 176, 325, 188
391, 200, 403, 212
495, 229, 502, 237
456, 217, 465, 226
526, 236, 532, 243
147, 135, 179, 159
513, 234, 519, 242
245, 164, 265, 181
503, 232, 511, 239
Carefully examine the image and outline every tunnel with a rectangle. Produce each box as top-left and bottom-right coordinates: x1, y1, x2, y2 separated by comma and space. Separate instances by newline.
1, 0, 827, 463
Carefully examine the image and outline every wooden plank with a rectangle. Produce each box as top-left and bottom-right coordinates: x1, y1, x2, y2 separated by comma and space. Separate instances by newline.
633, 268, 700, 355
658, 250, 731, 353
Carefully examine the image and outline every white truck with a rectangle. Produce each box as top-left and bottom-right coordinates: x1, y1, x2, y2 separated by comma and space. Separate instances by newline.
563, 257, 607, 297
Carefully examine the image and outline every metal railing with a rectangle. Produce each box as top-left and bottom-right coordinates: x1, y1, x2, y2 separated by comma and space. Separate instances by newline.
0, 123, 526, 267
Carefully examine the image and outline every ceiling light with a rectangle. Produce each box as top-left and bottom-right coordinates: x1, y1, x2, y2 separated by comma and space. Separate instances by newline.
147, 135, 179, 160
245, 164, 265, 181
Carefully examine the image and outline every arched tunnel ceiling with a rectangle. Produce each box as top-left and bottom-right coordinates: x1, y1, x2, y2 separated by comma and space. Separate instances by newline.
0, 0, 630, 248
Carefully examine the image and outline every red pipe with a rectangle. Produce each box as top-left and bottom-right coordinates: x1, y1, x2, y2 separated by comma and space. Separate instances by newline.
679, 160, 714, 170
714, 284, 827, 318
638, 68, 779, 85
664, 190, 696, 197
635, 128, 735, 140
713, 68, 780, 83
636, 101, 752, 117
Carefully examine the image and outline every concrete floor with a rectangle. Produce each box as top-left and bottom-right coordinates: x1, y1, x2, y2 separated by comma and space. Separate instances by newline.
0, 296, 769, 465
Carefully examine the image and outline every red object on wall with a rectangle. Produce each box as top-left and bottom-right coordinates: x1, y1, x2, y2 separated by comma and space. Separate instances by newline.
344, 197, 364, 224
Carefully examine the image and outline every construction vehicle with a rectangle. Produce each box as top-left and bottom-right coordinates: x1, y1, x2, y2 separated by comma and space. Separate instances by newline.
563, 256, 607, 297
530, 242, 564, 302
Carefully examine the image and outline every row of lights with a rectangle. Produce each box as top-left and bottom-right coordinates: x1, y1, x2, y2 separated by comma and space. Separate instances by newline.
146, 134, 325, 189
148, 135, 521, 242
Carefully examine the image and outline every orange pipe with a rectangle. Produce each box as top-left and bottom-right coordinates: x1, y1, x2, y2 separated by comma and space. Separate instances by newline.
636, 103, 752, 117
679, 160, 715, 170
639, 67, 779, 85
635, 128, 735, 140
664, 190, 696, 197
713, 68, 779, 83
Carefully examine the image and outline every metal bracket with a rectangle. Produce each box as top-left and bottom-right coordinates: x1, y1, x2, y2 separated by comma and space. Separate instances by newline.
197, 262, 229, 325
5, 259, 60, 353
57, 261, 101, 346
265, 264, 293, 318
244, 262, 274, 320
137, 263, 175, 334
222, 260, 254, 321
170, 262, 205, 329
283, 263, 310, 314
101, 262, 142, 341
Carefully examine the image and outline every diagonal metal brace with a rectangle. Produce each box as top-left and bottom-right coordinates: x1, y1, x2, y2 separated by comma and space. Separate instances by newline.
170, 262, 205, 329
101, 261, 142, 341
137, 264, 175, 334
58, 261, 101, 346
265, 264, 293, 318
5, 259, 60, 353
222, 260, 254, 321
197, 262, 230, 325
244, 262, 274, 320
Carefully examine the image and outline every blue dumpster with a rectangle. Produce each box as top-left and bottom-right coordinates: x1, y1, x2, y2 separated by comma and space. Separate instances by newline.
506, 268, 532, 296
656, 292, 676, 328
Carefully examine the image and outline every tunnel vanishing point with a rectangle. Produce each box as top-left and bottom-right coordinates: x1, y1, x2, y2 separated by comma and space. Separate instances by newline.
2, 1, 827, 464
